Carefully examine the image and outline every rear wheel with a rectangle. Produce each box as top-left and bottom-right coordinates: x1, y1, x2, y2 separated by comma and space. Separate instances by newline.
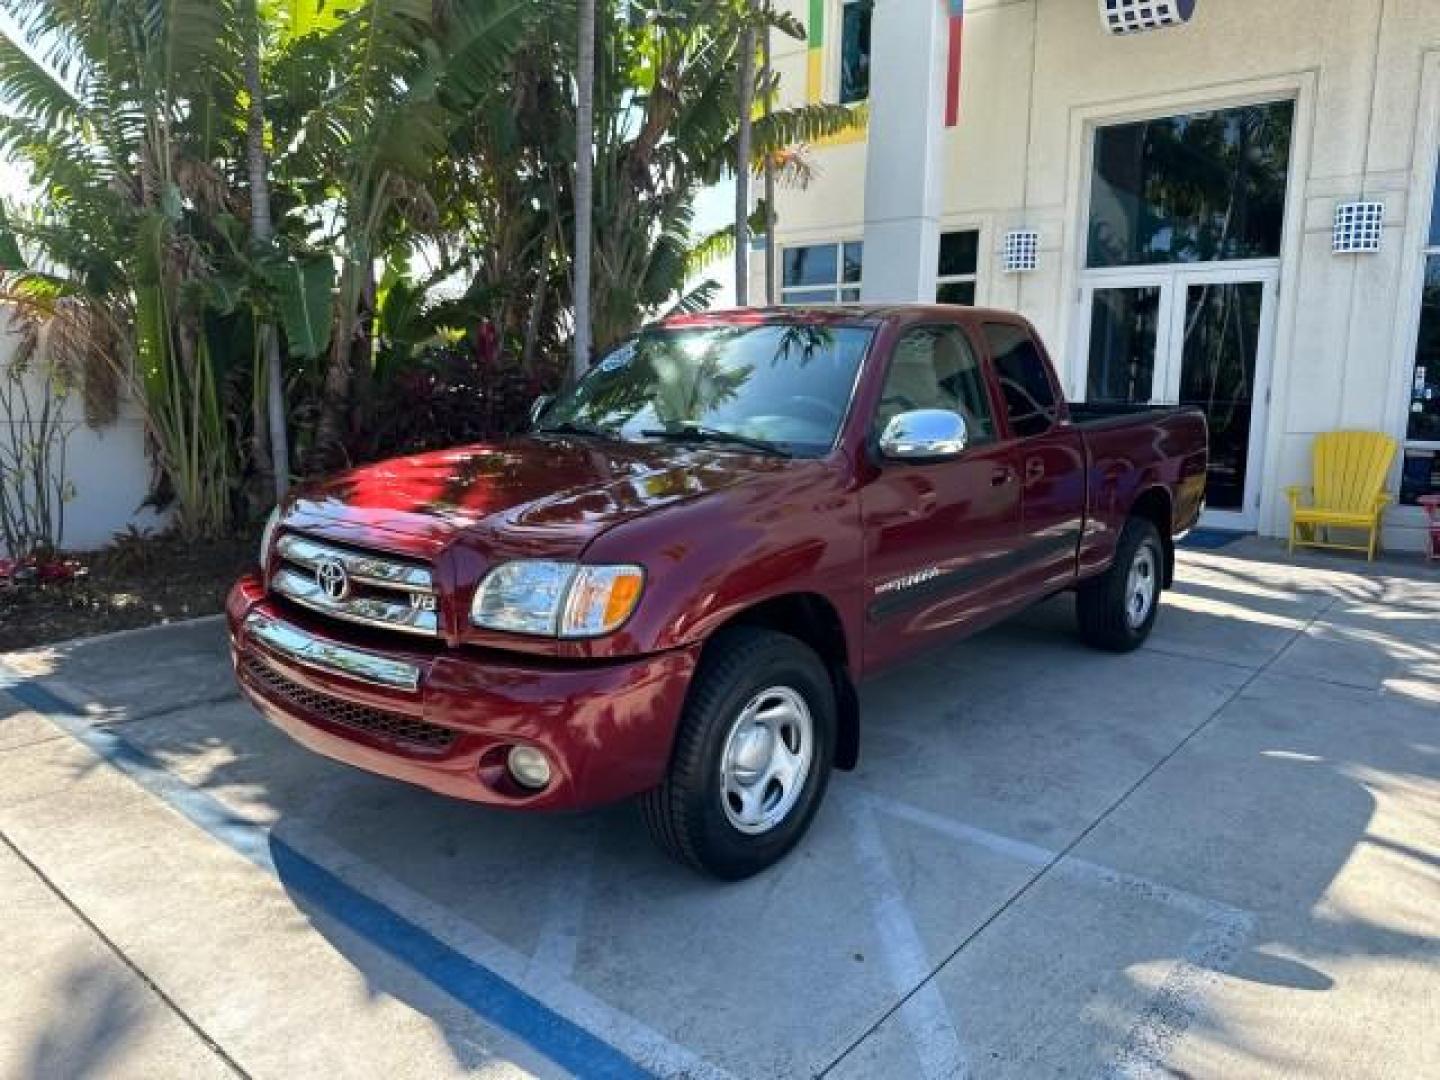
1077, 517, 1165, 653
640, 627, 835, 880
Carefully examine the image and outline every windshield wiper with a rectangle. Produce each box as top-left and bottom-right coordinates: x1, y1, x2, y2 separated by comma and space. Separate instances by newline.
536, 420, 614, 439
640, 423, 791, 458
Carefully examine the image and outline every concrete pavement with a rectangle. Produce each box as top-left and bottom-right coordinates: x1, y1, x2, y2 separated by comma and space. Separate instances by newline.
1, 542, 1437, 1078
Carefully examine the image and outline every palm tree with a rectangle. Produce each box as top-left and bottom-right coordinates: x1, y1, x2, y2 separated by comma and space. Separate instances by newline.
574, 0, 596, 379
241, 0, 289, 500
761, 23, 777, 305
734, 15, 755, 306
285, 1, 546, 462
0, 0, 242, 538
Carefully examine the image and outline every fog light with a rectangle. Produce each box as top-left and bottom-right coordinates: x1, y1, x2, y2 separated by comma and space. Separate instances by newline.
507, 745, 552, 790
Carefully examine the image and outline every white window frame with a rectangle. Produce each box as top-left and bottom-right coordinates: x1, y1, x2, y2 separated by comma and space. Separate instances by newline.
780, 239, 863, 305
936, 228, 981, 305
1392, 51, 1440, 510
835, 0, 871, 106
1398, 170, 1440, 503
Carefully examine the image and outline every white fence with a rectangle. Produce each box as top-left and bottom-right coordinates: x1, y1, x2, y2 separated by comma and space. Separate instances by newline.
0, 321, 166, 556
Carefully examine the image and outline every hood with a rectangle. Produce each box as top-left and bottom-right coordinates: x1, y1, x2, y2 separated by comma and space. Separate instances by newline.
285, 435, 788, 557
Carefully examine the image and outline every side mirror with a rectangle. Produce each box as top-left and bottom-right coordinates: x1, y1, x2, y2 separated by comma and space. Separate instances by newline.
879, 409, 969, 462
528, 394, 555, 428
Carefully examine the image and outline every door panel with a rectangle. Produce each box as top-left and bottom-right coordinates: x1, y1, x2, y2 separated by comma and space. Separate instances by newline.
861, 323, 1021, 671
861, 447, 1022, 671
1014, 430, 1089, 597
982, 321, 1088, 599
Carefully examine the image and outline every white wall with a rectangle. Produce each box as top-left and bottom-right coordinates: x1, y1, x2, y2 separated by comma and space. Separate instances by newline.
771, 0, 1440, 551
0, 321, 166, 556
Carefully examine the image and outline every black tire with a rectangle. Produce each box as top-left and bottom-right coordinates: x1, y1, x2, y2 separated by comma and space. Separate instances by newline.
640, 627, 836, 880
1077, 517, 1166, 653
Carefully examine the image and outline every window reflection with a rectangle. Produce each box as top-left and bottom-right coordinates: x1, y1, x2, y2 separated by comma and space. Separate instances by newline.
1087, 287, 1161, 404
1088, 101, 1294, 268
1179, 282, 1264, 511
544, 325, 873, 457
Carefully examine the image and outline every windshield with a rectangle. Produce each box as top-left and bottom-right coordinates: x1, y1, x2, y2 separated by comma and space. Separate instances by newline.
540, 323, 874, 457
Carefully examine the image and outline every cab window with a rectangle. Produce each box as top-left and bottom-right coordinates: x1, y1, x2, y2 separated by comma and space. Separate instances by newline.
873, 326, 996, 445
983, 322, 1059, 438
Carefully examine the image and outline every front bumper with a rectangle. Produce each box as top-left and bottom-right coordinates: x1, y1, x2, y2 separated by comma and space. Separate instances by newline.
226, 575, 698, 810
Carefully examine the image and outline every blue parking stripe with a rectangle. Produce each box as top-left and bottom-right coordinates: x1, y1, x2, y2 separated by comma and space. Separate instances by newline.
0, 666, 652, 1080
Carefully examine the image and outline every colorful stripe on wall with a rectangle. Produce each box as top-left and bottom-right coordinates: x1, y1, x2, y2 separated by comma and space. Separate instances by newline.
945, 0, 965, 127
807, 0, 825, 104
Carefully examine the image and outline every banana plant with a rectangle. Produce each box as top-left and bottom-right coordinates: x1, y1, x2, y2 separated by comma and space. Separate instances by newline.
275, 0, 546, 463
0, 0, 244, 538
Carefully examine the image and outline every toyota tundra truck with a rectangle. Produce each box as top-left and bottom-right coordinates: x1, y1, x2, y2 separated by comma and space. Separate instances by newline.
228, 305, 1208, 879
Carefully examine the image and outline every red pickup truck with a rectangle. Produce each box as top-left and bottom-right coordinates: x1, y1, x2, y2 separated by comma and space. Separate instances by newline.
228, 305, 1207, 878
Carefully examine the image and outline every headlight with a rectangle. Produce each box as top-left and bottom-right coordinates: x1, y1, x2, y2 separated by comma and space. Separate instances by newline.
259, 506, 281, 569
471, 560, 645, 638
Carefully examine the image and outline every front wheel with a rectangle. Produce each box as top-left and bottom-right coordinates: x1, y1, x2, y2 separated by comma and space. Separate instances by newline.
1076, 517, 1166, 653
640, 627, 836, 880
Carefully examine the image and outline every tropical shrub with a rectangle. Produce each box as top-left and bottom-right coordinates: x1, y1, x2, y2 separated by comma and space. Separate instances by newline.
0, 0, 862, 539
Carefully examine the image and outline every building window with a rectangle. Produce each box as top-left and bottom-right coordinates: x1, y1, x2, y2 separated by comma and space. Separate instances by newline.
782, 241, 862, 303
1403, 152, 1440, 505
1087, 101, 1295, 269
839, 0, 872, 105
936, 230, 979, 305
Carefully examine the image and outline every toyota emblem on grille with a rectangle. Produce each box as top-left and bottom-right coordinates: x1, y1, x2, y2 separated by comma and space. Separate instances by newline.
315, 557, 350, 601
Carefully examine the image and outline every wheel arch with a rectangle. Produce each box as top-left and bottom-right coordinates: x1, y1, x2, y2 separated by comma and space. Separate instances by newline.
1128, 485, 1176, 588
705, 592, 861, 771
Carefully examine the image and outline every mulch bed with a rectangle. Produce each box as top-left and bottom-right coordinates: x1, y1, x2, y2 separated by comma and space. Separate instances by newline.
0, 532, 259, 652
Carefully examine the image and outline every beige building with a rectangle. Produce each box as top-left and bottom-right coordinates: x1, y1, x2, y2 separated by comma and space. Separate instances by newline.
760, 0, 1440, 550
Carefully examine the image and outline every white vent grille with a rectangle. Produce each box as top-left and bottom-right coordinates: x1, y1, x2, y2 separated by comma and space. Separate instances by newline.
1099, 0, 1197, 35
1333, 201, 1384, 254
1002, 231, 1039, 274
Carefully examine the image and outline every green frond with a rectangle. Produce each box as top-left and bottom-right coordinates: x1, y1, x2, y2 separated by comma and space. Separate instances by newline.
664, 278, 719, 319
0, 29, 84, 128
685, 222, 734, 276
435, 0, 545, 111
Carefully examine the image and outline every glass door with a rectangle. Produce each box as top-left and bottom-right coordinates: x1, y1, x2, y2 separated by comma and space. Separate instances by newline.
1082, 284, 1169, 404
1165, 269, 1276, 530
1078, 269, 1277, 530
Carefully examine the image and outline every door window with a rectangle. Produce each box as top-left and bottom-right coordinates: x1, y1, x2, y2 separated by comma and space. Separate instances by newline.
1177, 282, 1264, 511
874, 326, 996, 445
1087, 286, 1162, 403
983, 323, 1059, 438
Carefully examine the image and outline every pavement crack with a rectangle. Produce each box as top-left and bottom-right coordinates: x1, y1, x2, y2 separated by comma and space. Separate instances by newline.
816, 595, 1340, 1079
0, 827, 253, 1080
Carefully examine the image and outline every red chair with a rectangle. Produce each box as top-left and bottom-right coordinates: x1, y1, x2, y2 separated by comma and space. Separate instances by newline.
1421, 495, 1440, 562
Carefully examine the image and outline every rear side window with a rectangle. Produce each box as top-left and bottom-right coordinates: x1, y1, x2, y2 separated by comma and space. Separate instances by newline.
983, 322, 1059, 438
874, 326, 996, 445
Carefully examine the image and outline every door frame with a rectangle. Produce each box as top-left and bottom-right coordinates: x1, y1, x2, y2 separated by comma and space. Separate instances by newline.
1072, 261, 1280, 531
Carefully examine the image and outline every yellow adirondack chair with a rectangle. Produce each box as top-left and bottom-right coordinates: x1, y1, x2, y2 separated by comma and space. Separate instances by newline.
1285, 431, 1398, 560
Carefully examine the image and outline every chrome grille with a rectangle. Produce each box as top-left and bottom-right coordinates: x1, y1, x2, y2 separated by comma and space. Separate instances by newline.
242, 654, 456, 751
272, 534, 439, 637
